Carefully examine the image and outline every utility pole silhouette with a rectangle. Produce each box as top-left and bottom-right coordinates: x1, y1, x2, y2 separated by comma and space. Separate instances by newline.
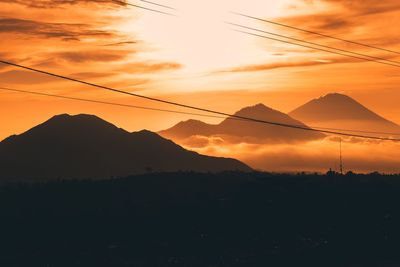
339, 138, 343, 175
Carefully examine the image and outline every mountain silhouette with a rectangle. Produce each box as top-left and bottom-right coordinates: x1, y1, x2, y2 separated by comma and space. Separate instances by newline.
0, 114, 251, 182
289, 93, 400, 134
159, 103, 324, 144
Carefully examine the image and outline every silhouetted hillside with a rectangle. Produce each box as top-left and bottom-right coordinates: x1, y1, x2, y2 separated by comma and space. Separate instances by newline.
289, 93, 400, 134
0, 114, 251, 182
2, 171, 400, 267
160, 103, 324, 143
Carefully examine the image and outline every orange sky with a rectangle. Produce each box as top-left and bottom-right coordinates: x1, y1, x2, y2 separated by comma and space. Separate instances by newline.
1, 0, 400, 142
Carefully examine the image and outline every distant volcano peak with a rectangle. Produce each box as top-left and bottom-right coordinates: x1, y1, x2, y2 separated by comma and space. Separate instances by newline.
252, 103, 269, 108
322, 92, 349, 98
160, 103, 324, 143
317, 93, 356, 103
240, 103, 271, 110
234, 103, 278, 117
289, 93, 400, 131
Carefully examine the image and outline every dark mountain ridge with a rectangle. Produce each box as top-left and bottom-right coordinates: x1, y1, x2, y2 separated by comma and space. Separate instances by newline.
0, 114, 251, 182
159, 103, 324, 143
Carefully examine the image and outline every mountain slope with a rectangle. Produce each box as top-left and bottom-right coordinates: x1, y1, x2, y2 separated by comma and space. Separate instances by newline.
0, 114, 251, 182
159, 103, 324, 143
160, 119, 218, 140
289, 93, 400, 133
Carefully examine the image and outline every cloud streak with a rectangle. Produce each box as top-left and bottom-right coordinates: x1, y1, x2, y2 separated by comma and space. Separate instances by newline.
0, 0, 125, 9
54, 50, 132, 63
221, 56, 361, 73
119, 62, 182, 74
0, 70, 62, 84
0, 18, 114, 41
321, 0, 400, 16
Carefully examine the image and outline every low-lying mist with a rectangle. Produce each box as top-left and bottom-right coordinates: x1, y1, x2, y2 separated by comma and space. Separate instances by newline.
177, 135, 400, 173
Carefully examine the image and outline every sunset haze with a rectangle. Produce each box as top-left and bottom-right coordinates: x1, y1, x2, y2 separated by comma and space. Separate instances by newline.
1, 0, 400, 173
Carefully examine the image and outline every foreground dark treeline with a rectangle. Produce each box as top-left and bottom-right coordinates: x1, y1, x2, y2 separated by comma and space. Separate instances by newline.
1, 171, 400, 267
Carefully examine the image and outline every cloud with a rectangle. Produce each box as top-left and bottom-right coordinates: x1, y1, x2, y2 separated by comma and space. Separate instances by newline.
178, 135, 400, 173
0, 70, 61, 84
0, 17, 114, 41
278, 12, 353, 33
69, 72, 118, 79
102, 41, 137, 47
222, 56, 361, 73
54, 50, 131, 63
0, 0, 126, 9
181, 135, 225, 148
282, 1, 400, 48
119, 62, 182, 74
321, 0, 400, 16
225, 60, 327, 72
272, 0, 400, 59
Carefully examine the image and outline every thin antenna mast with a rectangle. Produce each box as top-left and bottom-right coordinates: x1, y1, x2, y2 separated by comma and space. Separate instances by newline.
339, 138, 343, 175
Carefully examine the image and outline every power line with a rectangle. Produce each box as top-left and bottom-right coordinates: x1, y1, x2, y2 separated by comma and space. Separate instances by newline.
2, 86, 400, 137
112, 0, 177, 16
2, 0, 399, 138
140, 0, 177, 10
0, 60, 399, 141
0, 87, 228, 119
234, 29, 400, 69
227, 22, 400, 67
117, 0, 400, 61
339, 138, 344, 175
114, 1, 400, 136
233, 12, 400, 56
117, 1, 400, 60
118, 0, 400, 68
